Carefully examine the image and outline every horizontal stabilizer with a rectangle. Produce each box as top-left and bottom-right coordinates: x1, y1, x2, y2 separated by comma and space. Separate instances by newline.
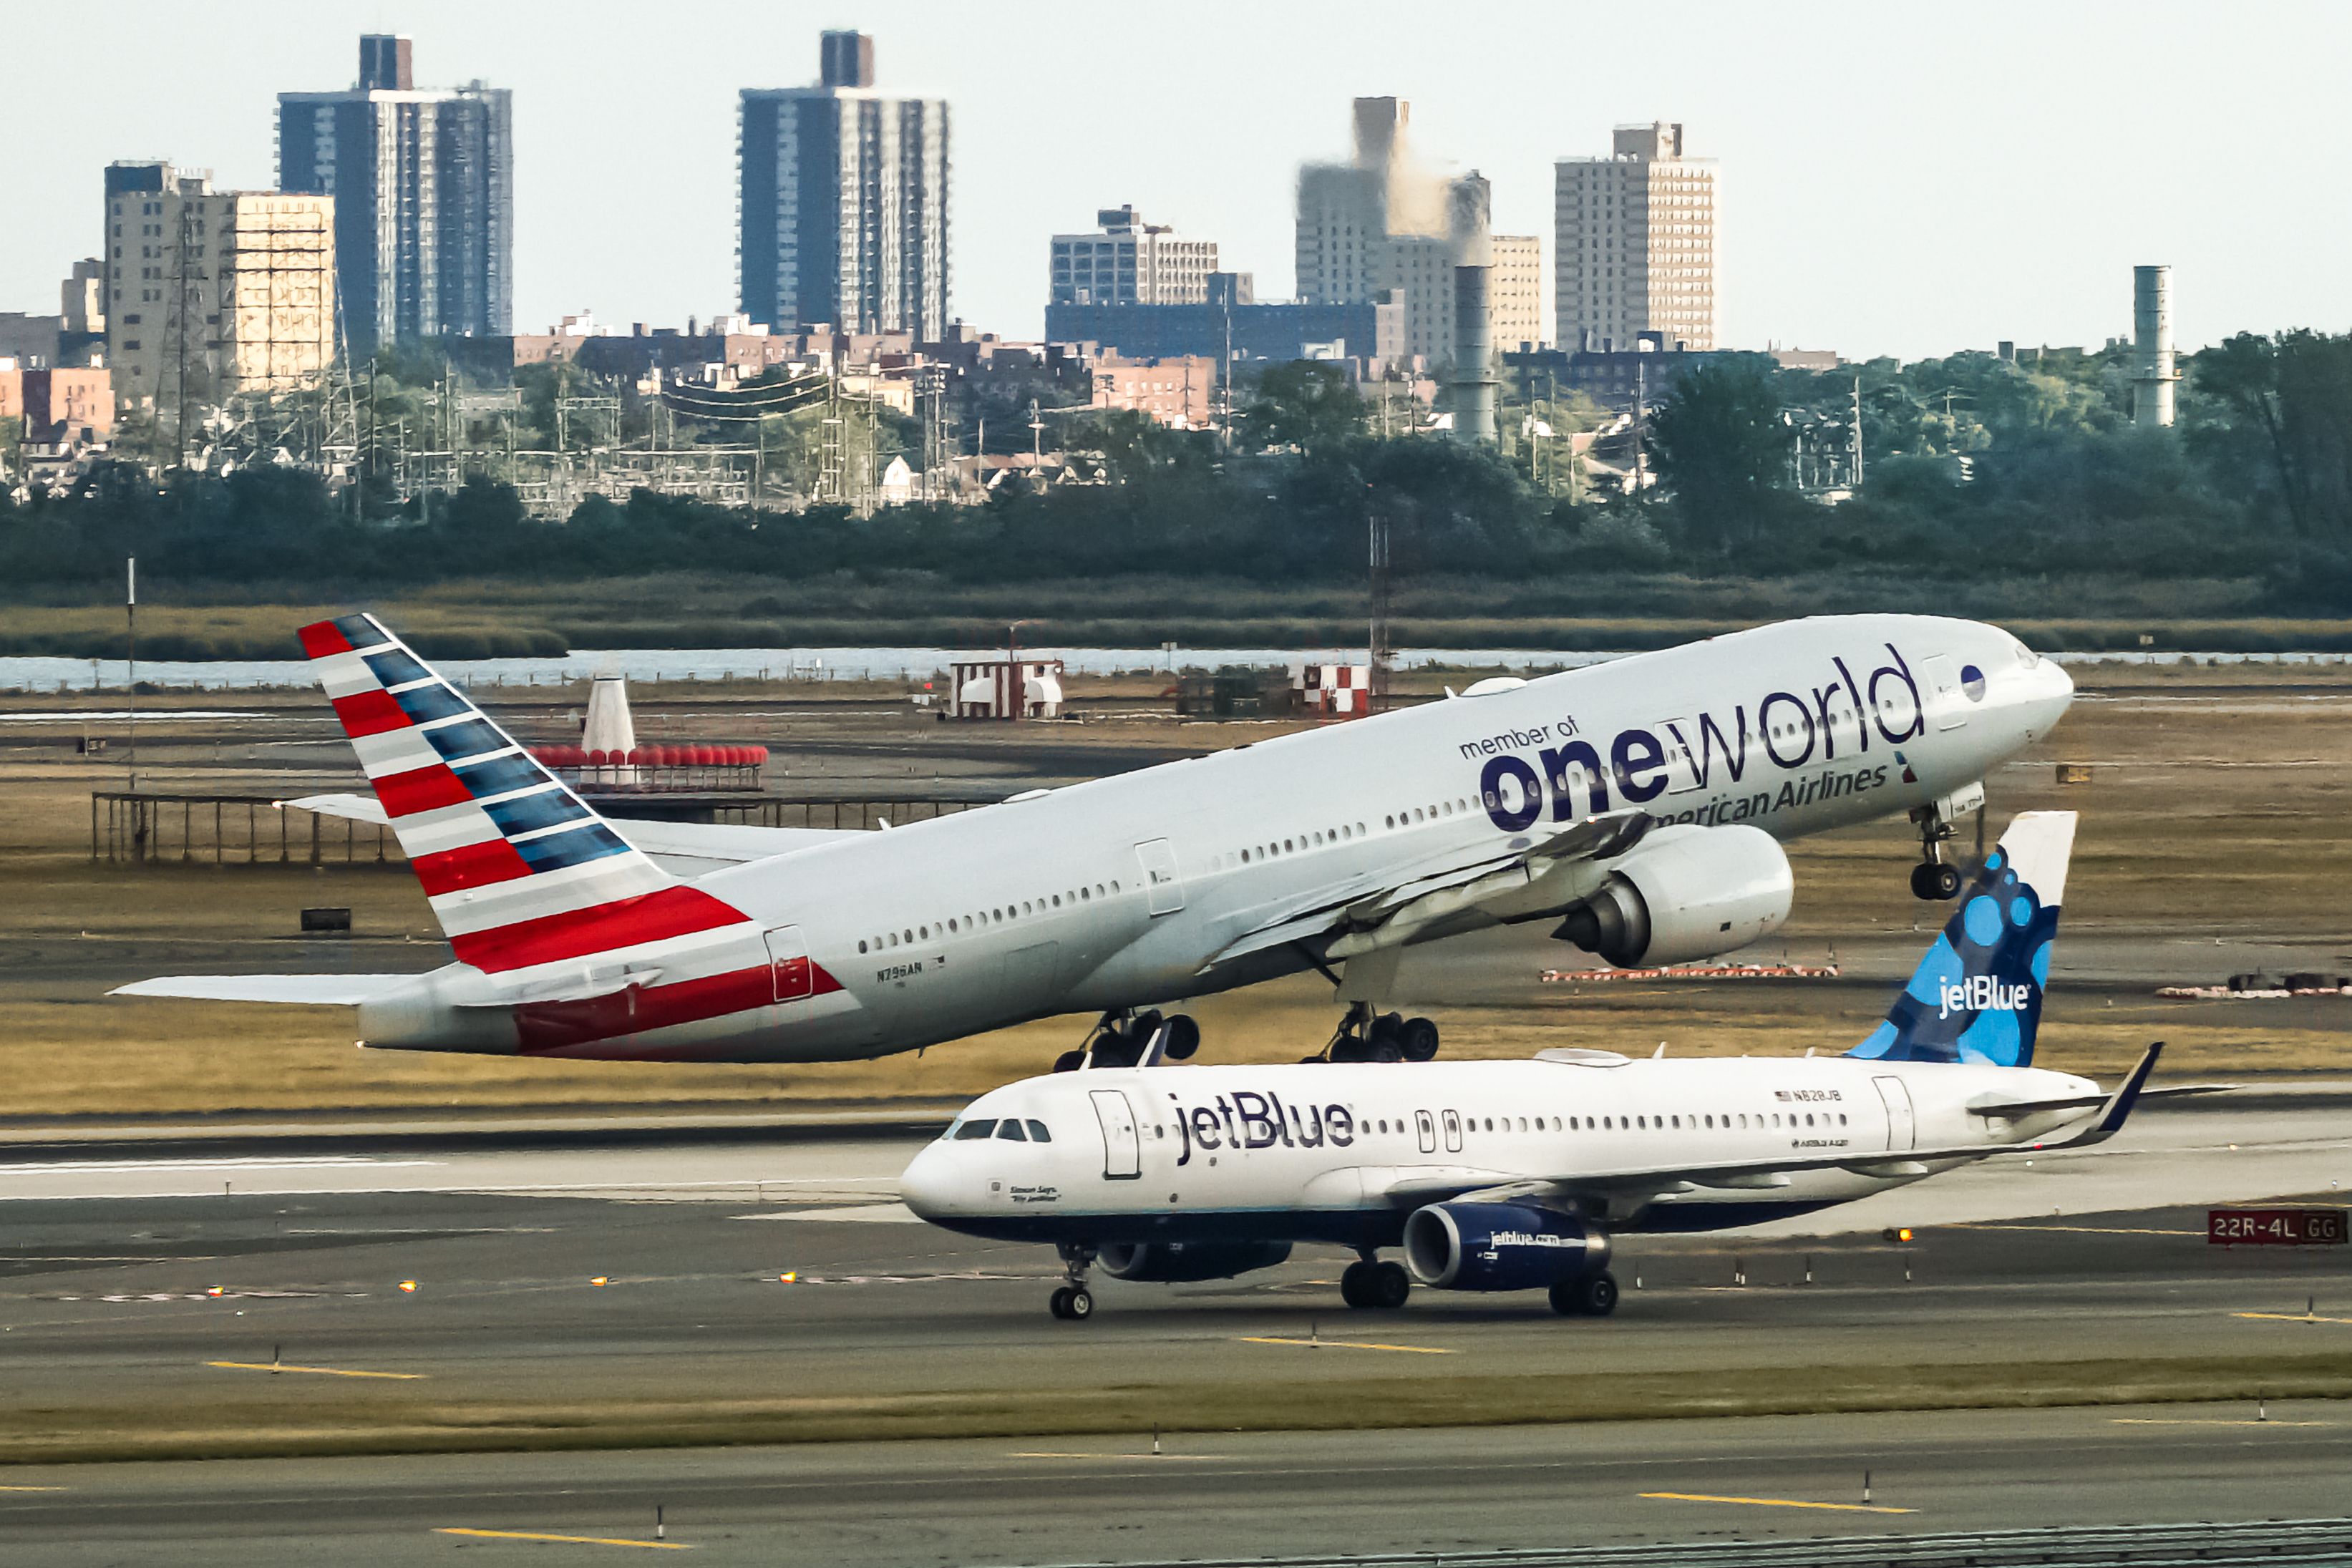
1968, 1081, 2233, 1119
285, 793, 857, 875
112, 974, 423, 1005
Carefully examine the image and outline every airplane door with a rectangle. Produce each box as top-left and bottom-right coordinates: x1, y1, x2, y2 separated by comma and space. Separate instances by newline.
762, 925, 812, 1003
1921, 656, 1967, 730
1442, 1109, 1463, 1153
1089, 1089, 1142, 1180
1415, 1110, 1437, 1154
1656, 719, 1704, 795
1134, 838, 1185, 916
1875, 1076, 1918, 1151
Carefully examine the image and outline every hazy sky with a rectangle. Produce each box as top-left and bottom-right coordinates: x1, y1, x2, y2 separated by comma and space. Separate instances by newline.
7, 1, 2346, 360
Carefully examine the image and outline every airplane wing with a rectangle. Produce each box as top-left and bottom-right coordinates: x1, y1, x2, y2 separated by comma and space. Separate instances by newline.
286, 792, 861, 875
111, 974, 423, 1005
1204, 810, 1653, 970
1369, 1043, 2172, 1219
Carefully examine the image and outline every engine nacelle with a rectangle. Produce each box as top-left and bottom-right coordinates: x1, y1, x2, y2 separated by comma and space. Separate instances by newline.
1403, 1202, 1610, 1292
1552, 823, 1791, 968
1097, 1240, 1293, 1282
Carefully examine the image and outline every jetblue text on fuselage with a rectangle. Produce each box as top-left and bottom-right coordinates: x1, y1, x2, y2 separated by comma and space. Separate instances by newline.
1172, 1089, 1356, 1164
1470, 643, 1927, 833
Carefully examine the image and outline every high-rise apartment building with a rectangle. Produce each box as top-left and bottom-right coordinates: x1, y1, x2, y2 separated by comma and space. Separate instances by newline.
1554, 122, 1719, 352
105, 169, 337, 407
1049, 207, 1218, 308
739, 31, 950, 337
276, 34, 513, 352
1491, 235, 1543, 352
1296, 98, 1492, 367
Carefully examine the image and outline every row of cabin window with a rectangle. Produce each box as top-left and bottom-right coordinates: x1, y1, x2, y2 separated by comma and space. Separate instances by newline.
859, 881, 1126, 955
1354, 1111, 1851, 1134
1234, 822, 1369, 865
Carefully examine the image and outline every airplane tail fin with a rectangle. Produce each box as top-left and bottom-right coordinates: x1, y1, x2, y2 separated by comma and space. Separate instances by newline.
1847, 811, 2075, 1068
298, 613, 747, 975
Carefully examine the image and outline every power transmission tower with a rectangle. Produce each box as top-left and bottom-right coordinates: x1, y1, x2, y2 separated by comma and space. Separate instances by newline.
920, 363, 950, 502
817, 371, 845, 506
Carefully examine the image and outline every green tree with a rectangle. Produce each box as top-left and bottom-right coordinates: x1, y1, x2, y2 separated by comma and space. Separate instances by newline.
1647, 355, 1793, 551
1240, 361, 1367, 457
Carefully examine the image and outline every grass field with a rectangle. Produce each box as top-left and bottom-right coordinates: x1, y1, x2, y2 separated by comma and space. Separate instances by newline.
5, 571, 2348, 659
8, 1352, 2349, 1464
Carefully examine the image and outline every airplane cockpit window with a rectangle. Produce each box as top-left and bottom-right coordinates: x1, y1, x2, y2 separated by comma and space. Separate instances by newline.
996, 1119, 1028, 1141
1026, 1119, 1051, 1141
953, 1119, 998, 1140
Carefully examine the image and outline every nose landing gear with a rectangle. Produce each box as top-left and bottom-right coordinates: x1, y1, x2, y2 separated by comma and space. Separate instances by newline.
1048, 1242, 1097, 1320
1908, 804, 1965, 902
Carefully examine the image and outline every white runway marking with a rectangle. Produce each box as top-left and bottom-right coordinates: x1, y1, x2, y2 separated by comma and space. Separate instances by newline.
740, 1202, 921, 1224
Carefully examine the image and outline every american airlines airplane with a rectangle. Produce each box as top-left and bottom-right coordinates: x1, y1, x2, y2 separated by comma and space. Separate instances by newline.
117, 611, 2073, 1070
901, 812, 2187, 1321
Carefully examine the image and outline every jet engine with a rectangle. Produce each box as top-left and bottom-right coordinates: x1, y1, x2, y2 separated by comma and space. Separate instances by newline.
1097, 1240, 1293, 1282
1552, 823, 1791, 968
1402, 1202, 1610, 1292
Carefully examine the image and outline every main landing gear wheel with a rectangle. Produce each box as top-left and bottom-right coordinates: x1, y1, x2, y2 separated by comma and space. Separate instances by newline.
1550, 1270, 1619, 1318
1071, 1010, 1200, 1070
1326, 1006, 1437, 1064
1343, 1260, 1409, 1309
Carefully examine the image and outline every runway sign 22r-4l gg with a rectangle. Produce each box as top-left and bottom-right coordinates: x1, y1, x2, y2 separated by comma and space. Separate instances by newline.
2208, 1209, 2351, 1246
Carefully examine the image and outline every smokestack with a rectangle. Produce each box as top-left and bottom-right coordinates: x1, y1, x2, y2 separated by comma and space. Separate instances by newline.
2132, 265, 2175, 429
1450, 264, 1497, 445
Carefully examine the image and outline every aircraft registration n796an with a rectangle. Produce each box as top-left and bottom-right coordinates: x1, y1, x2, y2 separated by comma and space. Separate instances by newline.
117, 611, 2073, 1070
903, 813, 2215, 1322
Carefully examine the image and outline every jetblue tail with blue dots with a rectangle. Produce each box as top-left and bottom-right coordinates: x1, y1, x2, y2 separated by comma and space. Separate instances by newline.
1849, 812, 2074, 1068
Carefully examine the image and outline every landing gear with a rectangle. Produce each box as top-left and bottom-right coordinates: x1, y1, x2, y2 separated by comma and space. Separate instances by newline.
1340, 1255, 1412, 1310
1049, 1242, 1097, 1321
1318, 1004, 1440, 1064
1063, 1010, 1200, 1071
1549, 1269, 1619, 1318
1908, 804, 1965, 902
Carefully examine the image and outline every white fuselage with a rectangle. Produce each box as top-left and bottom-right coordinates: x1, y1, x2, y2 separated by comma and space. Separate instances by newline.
899, 1053, 2102, 1246
360, 613, 2072, 1063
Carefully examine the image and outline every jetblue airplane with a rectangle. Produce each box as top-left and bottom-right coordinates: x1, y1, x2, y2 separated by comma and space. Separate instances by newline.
903, 812, 2190, 1320
117, 612, 2071, 1070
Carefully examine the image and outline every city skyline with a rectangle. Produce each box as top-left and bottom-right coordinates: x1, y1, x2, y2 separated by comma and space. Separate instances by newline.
4, 1, 2347, 360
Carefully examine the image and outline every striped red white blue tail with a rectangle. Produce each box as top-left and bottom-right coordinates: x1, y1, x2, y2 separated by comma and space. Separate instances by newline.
298, 613, 749, 975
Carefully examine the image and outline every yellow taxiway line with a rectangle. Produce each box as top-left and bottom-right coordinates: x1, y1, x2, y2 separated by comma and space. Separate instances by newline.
1236, 1335, 1454, 1354
0, 1486, 66, 1492
434, 1528, 691, 1549
2235, 1312, 2352, 1325
207, 1360, 424, 1380
1641, 1491, 1916, 1514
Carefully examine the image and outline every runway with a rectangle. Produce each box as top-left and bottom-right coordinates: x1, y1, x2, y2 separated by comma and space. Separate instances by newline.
2, 1099, 2350, 1561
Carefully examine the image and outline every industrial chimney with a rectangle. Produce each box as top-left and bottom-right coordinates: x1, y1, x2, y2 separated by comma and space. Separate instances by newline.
2132, 265, 2176, 429
1449, 265, 1497, 444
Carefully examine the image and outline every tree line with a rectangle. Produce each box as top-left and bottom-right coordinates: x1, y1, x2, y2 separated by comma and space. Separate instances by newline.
4, 333, 2349, 612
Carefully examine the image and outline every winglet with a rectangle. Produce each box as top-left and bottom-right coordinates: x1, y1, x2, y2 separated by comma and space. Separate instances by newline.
2041, 1040, 2163, 1149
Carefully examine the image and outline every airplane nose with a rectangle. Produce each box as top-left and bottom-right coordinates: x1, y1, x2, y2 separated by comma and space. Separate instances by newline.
898, 1145, 956, 1219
